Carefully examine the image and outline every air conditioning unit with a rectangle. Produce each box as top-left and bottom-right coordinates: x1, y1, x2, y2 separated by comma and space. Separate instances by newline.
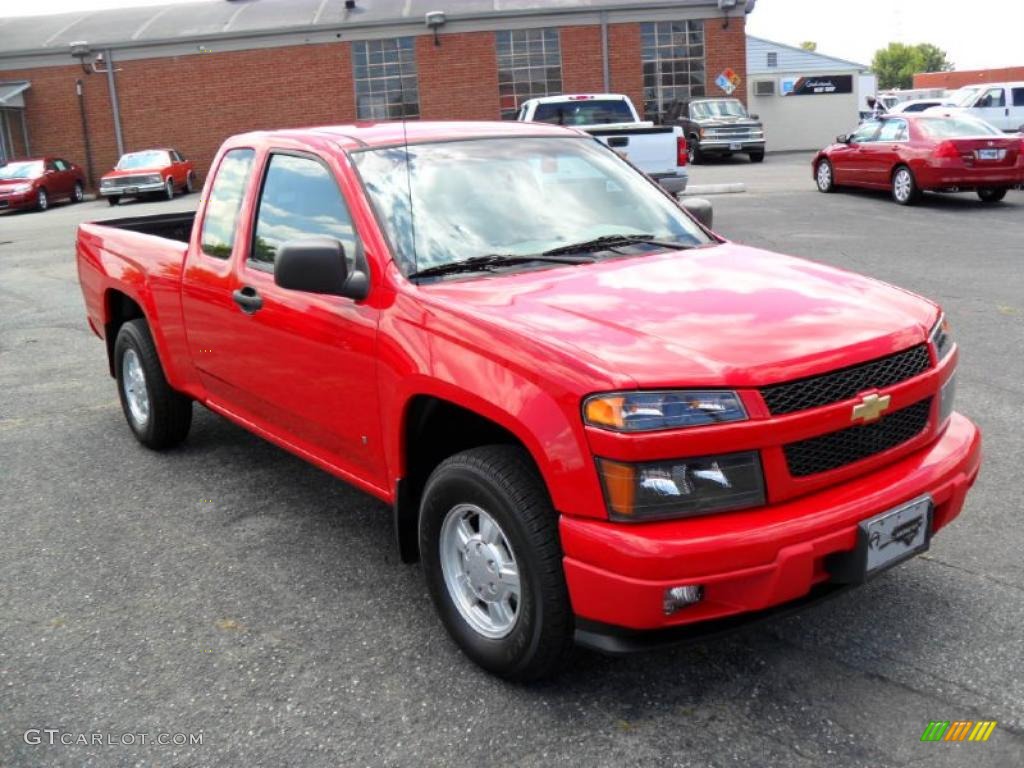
755, 80, 776, 96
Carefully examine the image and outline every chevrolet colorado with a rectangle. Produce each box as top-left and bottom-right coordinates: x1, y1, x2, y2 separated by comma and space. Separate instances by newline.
76, 121, 980, 681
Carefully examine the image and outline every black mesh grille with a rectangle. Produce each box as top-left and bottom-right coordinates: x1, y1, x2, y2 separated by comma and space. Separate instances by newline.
760, 345, 931, 415
784, 398, 933, 477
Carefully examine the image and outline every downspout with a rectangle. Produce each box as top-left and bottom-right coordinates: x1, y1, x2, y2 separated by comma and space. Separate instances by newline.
76, 79, 96, 188
600, 11, 610, 92
104, 48, 125, 157
19, 108, 31, 155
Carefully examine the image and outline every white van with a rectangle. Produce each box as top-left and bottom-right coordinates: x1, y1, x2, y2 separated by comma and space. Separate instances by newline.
929, 82, 1024, 131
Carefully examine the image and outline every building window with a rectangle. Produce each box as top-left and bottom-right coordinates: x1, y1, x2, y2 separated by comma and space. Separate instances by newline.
767, 51, 778, 68
641, 20, 706, 121
352, 37, 420, 120
496, 28, 563, 120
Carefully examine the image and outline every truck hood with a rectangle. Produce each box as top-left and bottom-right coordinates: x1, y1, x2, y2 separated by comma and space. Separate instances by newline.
422, 243, 937, 388
103, 166, 168, 179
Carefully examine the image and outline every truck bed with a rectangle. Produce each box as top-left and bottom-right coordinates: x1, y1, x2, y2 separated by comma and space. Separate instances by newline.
93, 211, 196, 244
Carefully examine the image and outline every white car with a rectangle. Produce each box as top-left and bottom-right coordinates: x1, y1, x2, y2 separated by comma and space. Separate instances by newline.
926, 82, 1024, 132
887, 98, 956, 114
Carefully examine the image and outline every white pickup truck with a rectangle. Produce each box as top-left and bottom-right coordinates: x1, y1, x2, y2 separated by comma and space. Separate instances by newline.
517, 93, 689, 193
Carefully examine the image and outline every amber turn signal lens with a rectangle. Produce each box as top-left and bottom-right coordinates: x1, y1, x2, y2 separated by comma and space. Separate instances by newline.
597, 459, 636, 517
584, 396, 625, 429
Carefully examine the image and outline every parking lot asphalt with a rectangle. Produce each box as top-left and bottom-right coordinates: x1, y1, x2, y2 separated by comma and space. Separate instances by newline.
2, 158, 1023, 768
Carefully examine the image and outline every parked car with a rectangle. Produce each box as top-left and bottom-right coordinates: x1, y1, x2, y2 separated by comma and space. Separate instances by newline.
0, 156, 85, 212
77, 121, 979, 681
926, 82, 1024, 132
99, 148, 195, 206
661, 97, 766, 163
517, 93, 688, 192
887, 98, 955, 114
813, 114, 1024, 204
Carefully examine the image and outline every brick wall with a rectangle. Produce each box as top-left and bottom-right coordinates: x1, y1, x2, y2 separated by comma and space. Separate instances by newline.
914, 66, 1024, 90
705, 14, 748, 105
3, 16, 748, 188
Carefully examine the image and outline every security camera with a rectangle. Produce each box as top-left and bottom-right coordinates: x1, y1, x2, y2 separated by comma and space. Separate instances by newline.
718, 0, 738, 9
425, 11, 446, 29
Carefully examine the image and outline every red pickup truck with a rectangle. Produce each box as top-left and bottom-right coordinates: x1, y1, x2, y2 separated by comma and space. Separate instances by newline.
77, 121, 980, 681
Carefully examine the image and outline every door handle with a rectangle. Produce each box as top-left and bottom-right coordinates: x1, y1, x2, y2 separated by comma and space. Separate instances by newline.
232, 286, 263, 314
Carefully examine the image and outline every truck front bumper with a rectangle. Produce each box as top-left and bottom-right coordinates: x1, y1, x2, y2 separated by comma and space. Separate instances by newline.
699, 139, 766, 155
99, 182, 166, 197
561, 412, 981, 652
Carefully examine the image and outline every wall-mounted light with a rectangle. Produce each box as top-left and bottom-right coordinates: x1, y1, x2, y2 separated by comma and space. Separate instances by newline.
70, 41, 93, 74
718, 0, 738, 29
425, 11, 446, 47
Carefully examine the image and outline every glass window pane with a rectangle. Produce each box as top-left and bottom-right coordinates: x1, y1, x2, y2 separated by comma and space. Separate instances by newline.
353, 37, 421, 120
639, 20, 708, 119
201, 148, 256, 259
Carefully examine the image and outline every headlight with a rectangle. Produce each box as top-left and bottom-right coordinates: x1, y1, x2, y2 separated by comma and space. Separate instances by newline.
100, 178, 114, 187
146, 174, 162, 184
12, 183, 31, 193
583, 390, 747, 432
596, 451, 766, 521
930, 314, 954, 361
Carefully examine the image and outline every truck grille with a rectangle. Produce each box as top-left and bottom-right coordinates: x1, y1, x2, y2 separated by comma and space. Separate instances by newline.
105, 175, 156, 188
760, 345, 931, 415
783, 398, 933, 477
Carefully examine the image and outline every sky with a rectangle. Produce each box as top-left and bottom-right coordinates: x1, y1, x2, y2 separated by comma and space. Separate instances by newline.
1, 0, 1022, 71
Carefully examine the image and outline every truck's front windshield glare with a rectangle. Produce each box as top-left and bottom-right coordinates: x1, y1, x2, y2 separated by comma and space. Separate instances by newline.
690, 100, 748, 119
117, 150, 171, 170
352, 137, 711, 277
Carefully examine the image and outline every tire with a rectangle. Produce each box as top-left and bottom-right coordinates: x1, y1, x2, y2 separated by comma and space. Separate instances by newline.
107, 196, 120, 207
164, 177, 175, 200
687, 137, 703, 165
114, 319, 192, 450
36, 188, 49, 211
891, 165, 920, 205
184, 172, 195, 194
977, 187, 1007, 203
419, 445, 573, 682
815, 159, 836, 192
749, 151, 765, 163
72, 181, 84, 203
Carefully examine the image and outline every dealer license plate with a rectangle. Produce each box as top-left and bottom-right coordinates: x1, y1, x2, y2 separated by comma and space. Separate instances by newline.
729, 142, 743, 151
862, 495, 932, 574
123, 187, 138, 194
977, 149, 1004, 161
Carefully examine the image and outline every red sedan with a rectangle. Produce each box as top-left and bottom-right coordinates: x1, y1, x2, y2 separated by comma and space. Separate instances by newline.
99, 148, 195, 206
0, 156, 86, 212
813, 114, 1024, 205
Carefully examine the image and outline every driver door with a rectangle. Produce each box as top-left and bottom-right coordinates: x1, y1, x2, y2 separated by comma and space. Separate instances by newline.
973, 87, 1010, 130
831, 120, 881, 186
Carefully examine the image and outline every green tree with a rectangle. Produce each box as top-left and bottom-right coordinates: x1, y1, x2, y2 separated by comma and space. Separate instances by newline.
871, 42, 953, 89
799, 41, 817, 52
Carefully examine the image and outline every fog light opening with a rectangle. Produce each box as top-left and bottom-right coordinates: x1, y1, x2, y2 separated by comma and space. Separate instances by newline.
663, 585, 705, 615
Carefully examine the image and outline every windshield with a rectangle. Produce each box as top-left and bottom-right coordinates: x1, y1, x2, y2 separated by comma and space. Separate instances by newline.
117, 150, 171, 170
352, 136, 712, 277
918, 116, 1004, 138
0, 161, 43, 180
950, 87, 982, 107
690, 99, 748, 119
532, 99, 635, 126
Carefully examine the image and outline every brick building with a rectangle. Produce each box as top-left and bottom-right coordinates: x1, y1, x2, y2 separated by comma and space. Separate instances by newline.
0, 0, 756, 186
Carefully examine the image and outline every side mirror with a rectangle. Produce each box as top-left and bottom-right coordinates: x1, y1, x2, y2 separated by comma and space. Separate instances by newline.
749, 113, 760, 120
274, 237, 369, 301
836, 134, 851, 144
680, 197, 714, 230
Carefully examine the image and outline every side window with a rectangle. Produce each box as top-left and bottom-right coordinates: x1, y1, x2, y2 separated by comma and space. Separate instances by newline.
200, 148, 256, 259
45, 160, 58, 171
978, 88, 1005, 108
877, 120, 908, 142
850, 120, 880, 143
1013, 88, 1024, 107
251, 153, 358, 270
54, 159, 69, 171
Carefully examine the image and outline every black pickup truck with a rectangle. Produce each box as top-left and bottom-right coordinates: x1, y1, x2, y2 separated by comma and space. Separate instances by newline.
662, 98, 766, 164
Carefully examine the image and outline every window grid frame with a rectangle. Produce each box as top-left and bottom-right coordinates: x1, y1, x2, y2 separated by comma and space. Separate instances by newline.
641, 20, 707, 121
496, 28, 564, 120
352, 36, 421, 121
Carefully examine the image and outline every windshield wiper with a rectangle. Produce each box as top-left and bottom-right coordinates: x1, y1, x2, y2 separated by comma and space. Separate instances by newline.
541, 234, 690, 257
408, 253, 594, 280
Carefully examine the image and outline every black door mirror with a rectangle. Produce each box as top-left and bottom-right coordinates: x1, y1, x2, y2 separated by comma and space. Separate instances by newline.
837, 134, 852, 144
680, 197, 713, 230
749, 113, 760, 120
274, 237, 369, 301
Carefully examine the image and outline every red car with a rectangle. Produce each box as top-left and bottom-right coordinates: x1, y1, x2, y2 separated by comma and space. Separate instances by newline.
0, 156, 86, 212
76, 121, 979, 680
814, 113, 1024, 205
99, 148, 195, 206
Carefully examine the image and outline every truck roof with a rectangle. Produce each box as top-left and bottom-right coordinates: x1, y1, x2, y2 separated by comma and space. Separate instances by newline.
229, 120, 585, 150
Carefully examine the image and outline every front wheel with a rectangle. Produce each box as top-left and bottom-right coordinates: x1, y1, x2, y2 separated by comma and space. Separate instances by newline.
892, 166, 920, 205
164, 178, 175, 200
36, 188, 49, 211
107, 196, 120, 207
815, 159, 835, 192
419, 445, 573, 681
749, 151, 765, 163
687, 138, 703, 165
114, 319, 192, 449
184, 172, 195, 194
977, 188, 1007, 203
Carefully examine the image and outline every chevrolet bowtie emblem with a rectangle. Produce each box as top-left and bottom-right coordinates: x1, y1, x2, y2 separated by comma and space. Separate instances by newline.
852, 393, 891, 423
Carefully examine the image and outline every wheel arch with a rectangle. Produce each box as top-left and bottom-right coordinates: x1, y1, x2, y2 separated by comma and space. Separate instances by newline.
103, 289, 146, 376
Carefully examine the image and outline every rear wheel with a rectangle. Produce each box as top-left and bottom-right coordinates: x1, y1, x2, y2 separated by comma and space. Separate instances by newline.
891, 166, 920, 205
36, 188, 49, 211
815, 159, 835, 192
419, 445, 573, 681
114, 319, 192, 449
977, 187, 1007, 203
72, 181, 84, 203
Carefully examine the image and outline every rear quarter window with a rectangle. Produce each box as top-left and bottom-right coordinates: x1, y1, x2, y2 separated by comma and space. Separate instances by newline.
200, 148, 256, 259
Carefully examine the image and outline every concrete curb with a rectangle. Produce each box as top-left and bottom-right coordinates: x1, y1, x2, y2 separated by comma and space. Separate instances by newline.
679, 182, 747, 196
